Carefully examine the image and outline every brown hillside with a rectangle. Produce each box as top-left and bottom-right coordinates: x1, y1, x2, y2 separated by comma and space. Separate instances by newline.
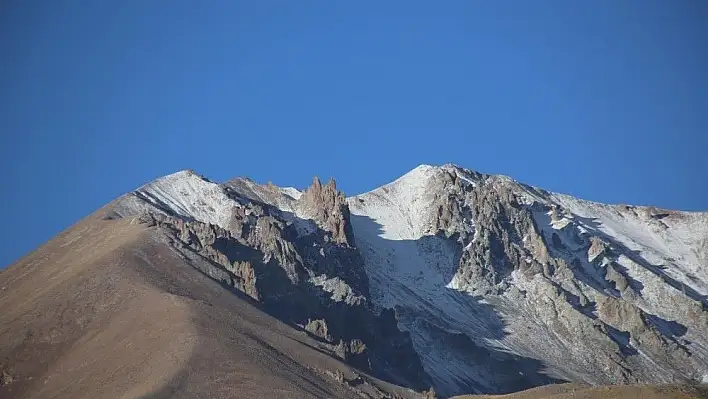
0, 216, 410, 399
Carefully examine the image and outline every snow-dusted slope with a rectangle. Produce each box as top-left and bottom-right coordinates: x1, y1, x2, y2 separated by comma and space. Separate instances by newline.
347, 166, 509, 392
112, 170, 308, 230
347, 164, 708, 395
552, 194, 708, 296
348, 166, 550, 394
350, 165, 443, 240
110, 170, 240, 229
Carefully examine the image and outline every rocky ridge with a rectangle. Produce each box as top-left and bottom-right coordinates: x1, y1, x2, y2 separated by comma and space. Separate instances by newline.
112, 171, 430, 392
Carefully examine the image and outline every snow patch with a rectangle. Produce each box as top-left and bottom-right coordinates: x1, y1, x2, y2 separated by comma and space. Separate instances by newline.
281, 187, 302, 200
309, 274, 365, 304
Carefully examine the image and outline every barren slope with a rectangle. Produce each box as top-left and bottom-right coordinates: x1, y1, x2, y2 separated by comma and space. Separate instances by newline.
0, 215, 411, 399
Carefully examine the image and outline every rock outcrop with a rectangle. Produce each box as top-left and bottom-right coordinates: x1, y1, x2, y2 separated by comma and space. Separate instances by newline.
297, 177, 355, 246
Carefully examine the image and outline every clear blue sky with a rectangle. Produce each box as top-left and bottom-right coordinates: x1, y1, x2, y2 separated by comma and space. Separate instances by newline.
1, 1, 706, 267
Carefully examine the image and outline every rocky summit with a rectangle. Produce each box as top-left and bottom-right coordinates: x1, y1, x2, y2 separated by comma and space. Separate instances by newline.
1, 164, 707, 399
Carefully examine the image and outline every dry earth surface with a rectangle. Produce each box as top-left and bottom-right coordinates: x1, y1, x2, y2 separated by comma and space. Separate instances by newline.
0, 216, 414, 399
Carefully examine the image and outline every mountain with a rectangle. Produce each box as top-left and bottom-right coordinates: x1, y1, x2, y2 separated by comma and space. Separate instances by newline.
1, 164, 707, 399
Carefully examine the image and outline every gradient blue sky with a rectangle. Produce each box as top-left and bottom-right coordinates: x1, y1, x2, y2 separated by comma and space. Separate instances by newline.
1, 1, 707, 267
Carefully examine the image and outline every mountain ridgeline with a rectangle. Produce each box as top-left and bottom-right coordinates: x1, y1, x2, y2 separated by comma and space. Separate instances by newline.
1, 164, 707, 398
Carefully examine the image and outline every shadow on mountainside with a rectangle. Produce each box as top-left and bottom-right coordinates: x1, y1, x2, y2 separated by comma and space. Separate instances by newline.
348, 213, 564, 396
127, 234, 368, 399
144, 206, 434, 393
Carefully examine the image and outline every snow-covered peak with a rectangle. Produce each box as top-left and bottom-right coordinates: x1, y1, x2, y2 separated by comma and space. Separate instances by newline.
115, 169, 240, 230
349, 165, 444, 240
355, 164, 438, 195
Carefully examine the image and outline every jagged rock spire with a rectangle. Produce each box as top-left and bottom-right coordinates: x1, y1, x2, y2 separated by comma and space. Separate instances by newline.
297, 176, 354, 246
